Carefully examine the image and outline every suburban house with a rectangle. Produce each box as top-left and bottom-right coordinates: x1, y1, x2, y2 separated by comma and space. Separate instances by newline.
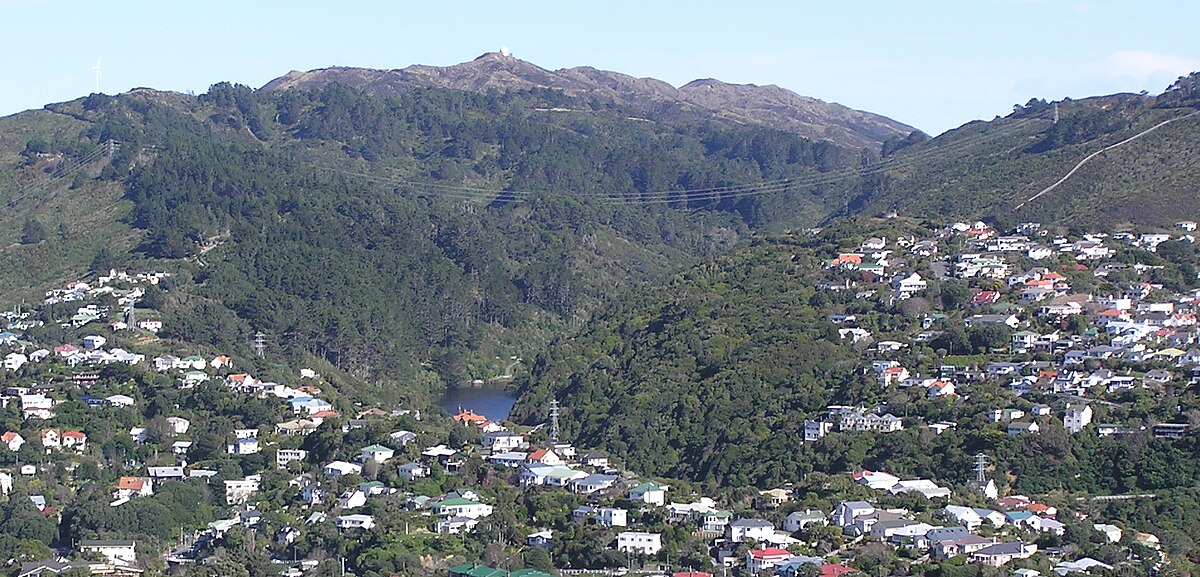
1063, 404, 1093, 434
397, 462, 431, 481
728, 518, 775, 542
78, 540, 137, 566
276, 449, 309, 468
616, 531, 662, 555
2, 432, 25, 451
971, 542, 1038, 566
112, 477, 153, 500
433, 498, 494, 519
746, 547, 793, 574
783, 510, 827, 532
628, 481, 668, 506
335, 514, 376, 530
359, 444, 395, 464
323, 461, 363, 477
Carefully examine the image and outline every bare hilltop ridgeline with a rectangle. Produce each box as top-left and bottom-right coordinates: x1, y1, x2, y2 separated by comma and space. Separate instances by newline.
262, 52, 917, 150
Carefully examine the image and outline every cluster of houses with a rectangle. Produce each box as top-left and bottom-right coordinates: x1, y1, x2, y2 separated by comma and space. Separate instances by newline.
1, 226, 1195, 576
820, 220, 1200, 442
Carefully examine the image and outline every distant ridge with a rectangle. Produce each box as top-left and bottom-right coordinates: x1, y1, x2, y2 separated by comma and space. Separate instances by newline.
261, 52, 917, 149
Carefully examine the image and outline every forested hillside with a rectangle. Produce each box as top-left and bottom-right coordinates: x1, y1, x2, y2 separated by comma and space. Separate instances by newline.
2, 66, 1199, 405
0, 80, 874, 401
512, 217, 1200, 492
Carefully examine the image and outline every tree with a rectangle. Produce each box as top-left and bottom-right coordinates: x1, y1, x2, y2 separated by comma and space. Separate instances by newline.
21, 218, 45, 244
89, 246, 120, 272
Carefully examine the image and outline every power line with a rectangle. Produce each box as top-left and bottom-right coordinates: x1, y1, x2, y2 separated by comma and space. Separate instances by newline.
5, 142, 111, 208
311, 112, 1050, 206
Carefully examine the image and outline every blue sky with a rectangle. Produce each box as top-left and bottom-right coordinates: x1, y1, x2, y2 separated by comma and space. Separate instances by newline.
2, 0, 1197, 135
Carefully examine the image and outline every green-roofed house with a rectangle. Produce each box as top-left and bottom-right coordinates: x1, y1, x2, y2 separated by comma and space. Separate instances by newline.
181, 355, 206, 369
359, 444, 395, 464
628, 481, 668, 506
434, 498, 494, 519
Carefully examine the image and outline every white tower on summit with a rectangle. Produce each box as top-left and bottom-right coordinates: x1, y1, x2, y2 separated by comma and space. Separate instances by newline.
499, 46, 512, 58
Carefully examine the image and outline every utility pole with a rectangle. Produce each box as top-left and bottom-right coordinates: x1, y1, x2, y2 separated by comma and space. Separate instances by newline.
1054, 102, 1060, 124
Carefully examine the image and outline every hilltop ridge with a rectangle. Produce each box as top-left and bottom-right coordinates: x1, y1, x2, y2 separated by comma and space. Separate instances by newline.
262, 52, 917, 149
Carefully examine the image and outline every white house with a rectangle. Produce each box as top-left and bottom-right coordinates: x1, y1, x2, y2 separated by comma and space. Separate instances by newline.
277, 449, 309, 468
783, 510, 827, 532
339, 490, 367, 509
323, 461, 362, 477
335, 514, 376, 530
397, 462, 431, 481
1063, 404, 1093, 434
834, 501, 875, 529
224, 476, 261, 505
434, 498, 494, 519
3, 353, 27, 371
106, 394, 135, 407
166, 417, 191, 435
746, 548, 794, 574
616, 531, 662, 555
597, 507, 628, 527
227, 437, 260, 455
79, 540, 136, 566
2, 432, 25, 451
359, 444, 395, 464
481, 431, 525, 452
628, 481, 668, 506
853, 470, 900, 490
728, 518, 775, 542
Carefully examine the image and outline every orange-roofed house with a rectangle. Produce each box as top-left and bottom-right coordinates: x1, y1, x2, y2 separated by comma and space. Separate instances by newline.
1, 431, 25, 452
226, 373, 257, 391
526, 448, 564, 466
1027, 502, 1057, 518
113, 476, 153, 500
452, 409, 489, 426
878, 366, 910, 387
830, 253, 864, 269
210, 355, 233, 369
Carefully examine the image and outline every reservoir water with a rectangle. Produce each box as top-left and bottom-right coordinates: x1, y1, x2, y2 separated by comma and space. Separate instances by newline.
438, 386, 518, 421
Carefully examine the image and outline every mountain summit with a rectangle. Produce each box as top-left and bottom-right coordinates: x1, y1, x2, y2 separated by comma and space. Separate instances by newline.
262, 52, 916, 149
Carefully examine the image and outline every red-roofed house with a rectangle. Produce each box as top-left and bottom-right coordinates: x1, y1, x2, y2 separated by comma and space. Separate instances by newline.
53, 344, 79, 357
972, 291, 1001, 305
879, 366, 910, 387
2, 431, 24, 451
820, 564, 859, 577
63, 430, 87, 451
746, 548, 793, 574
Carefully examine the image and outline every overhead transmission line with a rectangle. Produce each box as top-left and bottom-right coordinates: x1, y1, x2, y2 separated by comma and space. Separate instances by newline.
313, 112, 1051, 206
5, 142, 112, 208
